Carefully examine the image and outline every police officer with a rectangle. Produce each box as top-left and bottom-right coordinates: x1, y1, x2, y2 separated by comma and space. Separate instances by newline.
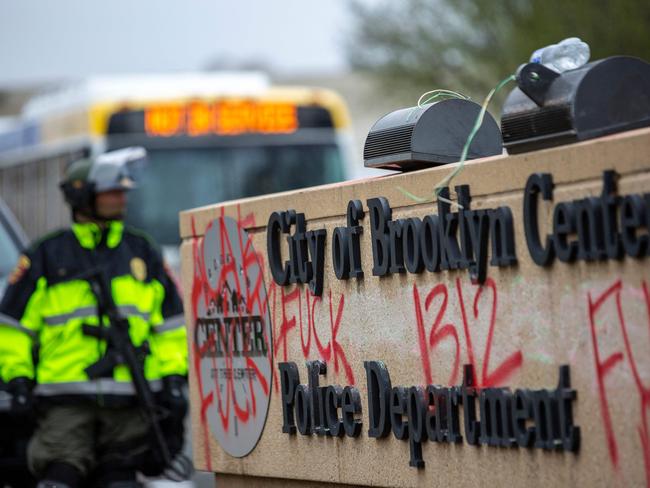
0, 148, 188, 487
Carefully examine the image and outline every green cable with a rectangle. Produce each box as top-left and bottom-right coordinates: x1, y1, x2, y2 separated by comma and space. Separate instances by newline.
417, 89, 469, 107
397, 74, 516, 207
406, 89, 469, 123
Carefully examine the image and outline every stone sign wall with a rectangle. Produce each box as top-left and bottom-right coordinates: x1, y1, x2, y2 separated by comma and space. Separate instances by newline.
180, 127, 650, 487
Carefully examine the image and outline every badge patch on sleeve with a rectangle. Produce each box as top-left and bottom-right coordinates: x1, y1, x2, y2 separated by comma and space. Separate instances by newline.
8, 255, 31, 285
130, 257, 147, 281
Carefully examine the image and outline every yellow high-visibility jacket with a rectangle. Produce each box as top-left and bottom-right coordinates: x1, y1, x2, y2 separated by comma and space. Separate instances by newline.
0, 221, 187, 400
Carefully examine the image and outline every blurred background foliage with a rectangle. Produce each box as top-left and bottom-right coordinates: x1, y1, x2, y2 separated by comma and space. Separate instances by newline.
346, 0, 650, 107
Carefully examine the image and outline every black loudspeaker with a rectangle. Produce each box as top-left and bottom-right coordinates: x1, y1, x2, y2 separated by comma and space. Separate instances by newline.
363, 99, 503, 172
501, 56, 650, 153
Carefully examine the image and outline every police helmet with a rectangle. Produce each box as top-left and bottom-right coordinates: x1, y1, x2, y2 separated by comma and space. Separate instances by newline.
60, 147, 146, 217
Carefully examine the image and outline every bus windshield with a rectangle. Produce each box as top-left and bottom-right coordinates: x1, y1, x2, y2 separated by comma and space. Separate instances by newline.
125, 144, 345, 245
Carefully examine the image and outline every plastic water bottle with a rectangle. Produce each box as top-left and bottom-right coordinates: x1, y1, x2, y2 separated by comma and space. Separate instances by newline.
530, 37, 591, 73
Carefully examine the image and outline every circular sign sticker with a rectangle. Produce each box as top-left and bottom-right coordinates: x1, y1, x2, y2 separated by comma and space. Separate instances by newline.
194, 217, 273, 457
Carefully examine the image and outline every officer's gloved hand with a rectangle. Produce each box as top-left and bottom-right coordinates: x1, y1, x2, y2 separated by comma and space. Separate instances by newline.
160, 375, 187, 419
159, 375, 187, 457
8, 377, 34, 416
140, 376, 191, 477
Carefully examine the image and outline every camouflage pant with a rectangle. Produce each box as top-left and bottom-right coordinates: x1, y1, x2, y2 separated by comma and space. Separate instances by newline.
28, 404, 150, 478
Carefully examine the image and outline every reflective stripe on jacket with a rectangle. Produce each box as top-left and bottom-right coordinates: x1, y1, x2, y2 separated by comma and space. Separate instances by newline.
0, 221, 187, 396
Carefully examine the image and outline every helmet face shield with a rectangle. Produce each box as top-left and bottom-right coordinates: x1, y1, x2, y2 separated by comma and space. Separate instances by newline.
89, 147, 147, 193
60, 147, 148, 221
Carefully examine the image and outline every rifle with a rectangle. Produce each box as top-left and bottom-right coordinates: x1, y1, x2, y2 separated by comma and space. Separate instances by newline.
80, 266, 193, 481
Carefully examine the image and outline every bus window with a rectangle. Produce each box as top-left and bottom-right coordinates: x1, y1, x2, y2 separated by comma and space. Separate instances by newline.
125, 144, 344, 245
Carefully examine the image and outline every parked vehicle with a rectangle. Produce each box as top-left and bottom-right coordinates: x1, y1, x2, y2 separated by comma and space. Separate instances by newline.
0, 196, 28, 299
0, 197, 33, 487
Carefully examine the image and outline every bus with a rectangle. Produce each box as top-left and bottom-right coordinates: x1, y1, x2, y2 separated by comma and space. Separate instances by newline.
0, 73, 351, 272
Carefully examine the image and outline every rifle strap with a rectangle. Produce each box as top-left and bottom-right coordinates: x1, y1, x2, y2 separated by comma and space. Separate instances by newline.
76, 234, 128, 378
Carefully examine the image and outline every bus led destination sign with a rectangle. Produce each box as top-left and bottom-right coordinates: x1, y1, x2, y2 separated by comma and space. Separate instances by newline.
145, 100, 298, 137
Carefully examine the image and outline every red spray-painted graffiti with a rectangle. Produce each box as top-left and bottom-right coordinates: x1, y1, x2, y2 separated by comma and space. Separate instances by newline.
190, 208, 355, 462
190, 208, 274, 461
190, 215, 213, 469
588, 279, 650, 487
268, 283, 355, 391
414, 277, 524, 388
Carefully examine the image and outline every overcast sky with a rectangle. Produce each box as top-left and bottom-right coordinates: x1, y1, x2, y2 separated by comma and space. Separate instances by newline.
0, 0, 365, 87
